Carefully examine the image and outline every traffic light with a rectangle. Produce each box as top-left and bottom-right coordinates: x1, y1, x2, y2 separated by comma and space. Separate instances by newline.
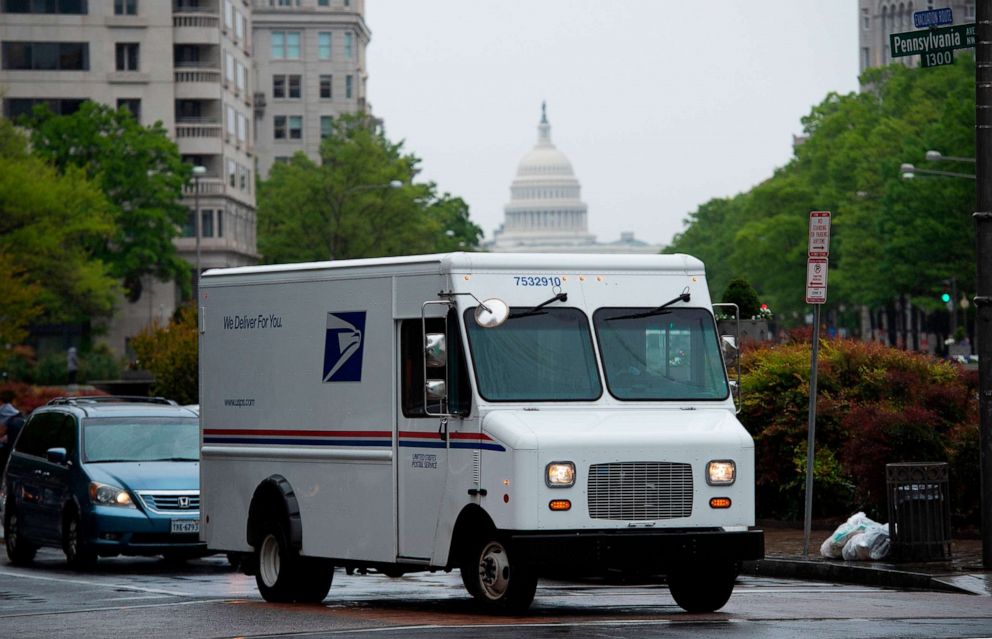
941, 291, 952, 304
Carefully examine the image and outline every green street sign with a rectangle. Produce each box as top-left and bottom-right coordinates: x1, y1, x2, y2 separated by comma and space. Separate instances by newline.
921, 49, 955, 67
889, 23, 976, 58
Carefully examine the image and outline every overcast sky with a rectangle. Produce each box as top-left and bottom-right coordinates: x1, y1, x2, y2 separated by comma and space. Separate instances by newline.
365, 1, 859, 247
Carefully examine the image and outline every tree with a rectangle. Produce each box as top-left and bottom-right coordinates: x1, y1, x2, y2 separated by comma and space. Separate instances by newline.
258, 114, 481, 263
668, 55, 976, 328
721, 278, 762, 319
130, 305, 198, 405
28, 102, 192, 299
0, 118, 118, 337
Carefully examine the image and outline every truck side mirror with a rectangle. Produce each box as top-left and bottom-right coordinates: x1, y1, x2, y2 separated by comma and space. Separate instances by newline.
425, 379, 447, 402
425, 333, 446, 368
721, 335, 739, 368
474, 298, 509, 328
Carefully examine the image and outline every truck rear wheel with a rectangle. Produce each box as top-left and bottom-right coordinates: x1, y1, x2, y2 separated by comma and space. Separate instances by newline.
255, 519, 333, 603
667, 561, 736, 613
460, 535, 537, 613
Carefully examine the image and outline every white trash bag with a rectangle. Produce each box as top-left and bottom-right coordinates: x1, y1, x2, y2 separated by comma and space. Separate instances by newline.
842, 523, 891, 561
819, 512, 883, 559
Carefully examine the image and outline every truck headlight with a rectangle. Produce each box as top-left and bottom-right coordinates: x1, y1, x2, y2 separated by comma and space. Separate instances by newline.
706, 460, 736, 485
89, 482, 135, 507
546, 462, 576, 488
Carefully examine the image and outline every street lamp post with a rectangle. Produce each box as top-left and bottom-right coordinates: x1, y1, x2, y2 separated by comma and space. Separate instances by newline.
328, 180, 403, 260
900, 163, 977, 180
192, 165, 207, 294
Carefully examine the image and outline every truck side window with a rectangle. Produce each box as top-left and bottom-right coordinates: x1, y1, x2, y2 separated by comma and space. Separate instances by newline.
400, 312, 471, 418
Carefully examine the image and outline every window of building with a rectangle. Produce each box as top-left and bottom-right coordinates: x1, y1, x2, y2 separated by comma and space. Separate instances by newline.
224, 0, 233, 28
3, 0, 87, 14
272, 74, 285, 98
320, 115, 333, 138
274, 115, 286, 139
4, 97, 83, 120
227, 158, 236, 187
236, 61, 246, 91
239, 166, 248, 191
318, 32, 331, 60
271, 31, 300, 59
861, 47, 870, 70
226, 104, 236, 137
202, 209, 214, 237
274, 156, 290, 164
966, 3, 976, 19
217, 209, 223, 237
115, 42, 138, 71
272, 74, 300, 99
225, 51, 234, 82
2, 42, 89, 70
237, 112, 247, 143
288, 115, 302, 139
318, 0, 328, 5
184, 209, 196, 237
344, 32, 353, 59
114, 0, 135, 15
861, 7, 869, 30
345, 74, 353, 99
288, 74, 301, 98
235, 8, 244, 39
319, 74, 332, 99
116, 98, 140, 122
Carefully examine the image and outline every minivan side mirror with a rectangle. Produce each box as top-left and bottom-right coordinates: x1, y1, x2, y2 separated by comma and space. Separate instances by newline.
46, 447, 68, 465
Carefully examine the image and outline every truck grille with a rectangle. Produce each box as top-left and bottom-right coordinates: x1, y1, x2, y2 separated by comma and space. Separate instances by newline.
137, 491, 200, 512
587, 462, 693, 520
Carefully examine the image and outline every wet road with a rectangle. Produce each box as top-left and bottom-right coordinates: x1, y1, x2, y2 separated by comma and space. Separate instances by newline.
1, 548, 990, 638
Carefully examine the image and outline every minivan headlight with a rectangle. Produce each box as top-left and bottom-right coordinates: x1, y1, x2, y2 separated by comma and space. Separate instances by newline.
89, 482, 135, 507
707, 460, 736, 485
546, 462, 576, 488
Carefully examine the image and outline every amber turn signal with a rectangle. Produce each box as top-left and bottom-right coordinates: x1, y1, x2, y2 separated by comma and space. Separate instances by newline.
709, 497, 732, 509
549, 499, 572, 511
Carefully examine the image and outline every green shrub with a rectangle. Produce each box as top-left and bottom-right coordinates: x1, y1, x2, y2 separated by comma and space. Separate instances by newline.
721, 278, 761, 319
130, 304, 198, 405
79, 345, 122, 382
741, 338, 977, 525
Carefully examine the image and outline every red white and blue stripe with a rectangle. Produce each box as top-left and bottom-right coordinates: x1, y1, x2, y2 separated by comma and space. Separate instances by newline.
203, 429, 505, 452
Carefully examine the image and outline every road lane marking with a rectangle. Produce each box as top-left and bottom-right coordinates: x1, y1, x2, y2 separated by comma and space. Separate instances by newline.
0, 569, 212, 598
0, 598, 223, 619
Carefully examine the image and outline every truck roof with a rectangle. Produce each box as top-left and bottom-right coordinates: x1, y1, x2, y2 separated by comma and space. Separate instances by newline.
202, 252, 704, 280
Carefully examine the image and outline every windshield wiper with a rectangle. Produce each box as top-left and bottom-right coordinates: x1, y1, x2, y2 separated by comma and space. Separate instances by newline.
607, 287, 691, 321
509, 292, 568, 319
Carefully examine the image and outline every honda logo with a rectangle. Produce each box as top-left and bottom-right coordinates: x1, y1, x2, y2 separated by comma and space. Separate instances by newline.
178, 496, 191, 509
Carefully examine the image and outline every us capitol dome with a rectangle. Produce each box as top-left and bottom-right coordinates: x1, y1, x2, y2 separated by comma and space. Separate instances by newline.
486, 103, 660, 254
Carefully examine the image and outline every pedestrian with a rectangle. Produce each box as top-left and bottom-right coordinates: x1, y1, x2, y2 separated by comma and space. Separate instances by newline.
0, 390, 24, 474
67, 346, 79, 386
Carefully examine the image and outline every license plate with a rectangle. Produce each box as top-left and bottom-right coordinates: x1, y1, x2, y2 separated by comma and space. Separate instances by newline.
171, 519, 200, 534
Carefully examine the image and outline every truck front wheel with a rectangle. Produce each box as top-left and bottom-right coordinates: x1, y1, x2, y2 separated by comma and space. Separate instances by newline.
667, 561, 736, 613
460, 535, 537, 613
255, 519, 333, 603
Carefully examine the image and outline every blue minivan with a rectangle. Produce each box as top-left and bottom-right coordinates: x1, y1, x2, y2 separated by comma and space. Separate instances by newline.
1, 396, 204, 567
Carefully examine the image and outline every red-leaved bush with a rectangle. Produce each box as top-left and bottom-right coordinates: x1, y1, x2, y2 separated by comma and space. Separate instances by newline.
741, 338, 978, 525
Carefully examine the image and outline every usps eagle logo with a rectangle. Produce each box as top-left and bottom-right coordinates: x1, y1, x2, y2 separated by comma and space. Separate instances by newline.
322, 312, 366, 382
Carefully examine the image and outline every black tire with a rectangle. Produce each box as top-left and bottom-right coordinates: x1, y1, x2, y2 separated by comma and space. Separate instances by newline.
3, 503, 38, 565
254, 519, 333, 603
460, 534, 537, 614
667, 562, 736, 613
62, 510, 97, 570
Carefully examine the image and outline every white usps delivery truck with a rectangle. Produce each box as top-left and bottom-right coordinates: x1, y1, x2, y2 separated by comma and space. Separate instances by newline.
199, 252, 762, 613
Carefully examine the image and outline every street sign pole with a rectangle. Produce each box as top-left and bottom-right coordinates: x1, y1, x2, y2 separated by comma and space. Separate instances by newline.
803, 303, 821, 557
802, 211, 831, 557
975, 0, 992, 569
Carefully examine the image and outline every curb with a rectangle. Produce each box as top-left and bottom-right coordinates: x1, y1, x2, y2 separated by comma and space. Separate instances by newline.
743, 558, 974, 595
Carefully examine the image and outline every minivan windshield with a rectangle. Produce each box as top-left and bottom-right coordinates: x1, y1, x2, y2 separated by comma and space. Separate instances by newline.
464, 307, 602, 401
83, 417, 200, 463
594, 307, 729, 401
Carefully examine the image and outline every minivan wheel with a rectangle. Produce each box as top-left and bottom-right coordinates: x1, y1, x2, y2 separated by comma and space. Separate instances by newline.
4, 504, 37, 565
460, 534, 537, 613
63, 511, 97, 570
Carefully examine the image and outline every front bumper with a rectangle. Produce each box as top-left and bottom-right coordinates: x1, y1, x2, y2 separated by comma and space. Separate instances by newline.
508, 528, 764, 573
84, 505, 206, 556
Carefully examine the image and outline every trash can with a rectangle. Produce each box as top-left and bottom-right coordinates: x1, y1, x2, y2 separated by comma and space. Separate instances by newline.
885, 462, 952, 561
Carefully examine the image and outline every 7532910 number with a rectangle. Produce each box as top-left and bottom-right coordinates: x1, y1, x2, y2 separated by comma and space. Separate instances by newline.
513, 276, 562, 287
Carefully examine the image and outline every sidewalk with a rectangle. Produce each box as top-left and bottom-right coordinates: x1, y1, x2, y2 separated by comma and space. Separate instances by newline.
747, 526, 992, 596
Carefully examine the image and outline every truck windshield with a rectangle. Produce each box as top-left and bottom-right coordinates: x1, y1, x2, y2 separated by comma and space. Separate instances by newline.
593, 307, 729, 401
464, 307, 602, 401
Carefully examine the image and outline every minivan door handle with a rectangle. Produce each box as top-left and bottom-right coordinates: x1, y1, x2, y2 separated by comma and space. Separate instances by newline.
32, 470, 50, 478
